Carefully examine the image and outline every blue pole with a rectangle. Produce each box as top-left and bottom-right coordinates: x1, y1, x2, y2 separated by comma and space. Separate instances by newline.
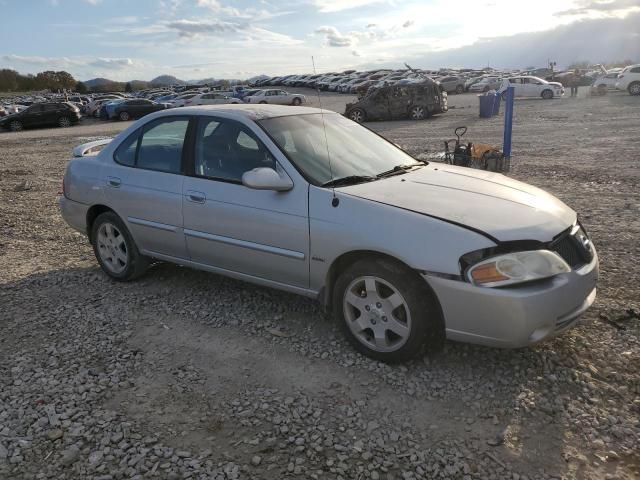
503, 86, 514, 158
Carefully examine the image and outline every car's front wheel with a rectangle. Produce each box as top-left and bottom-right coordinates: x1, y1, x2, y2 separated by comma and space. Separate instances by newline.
58, 116, 71, 128
348, 108, 366, 123
333, 258, 444, 362
259, 100, 267, 104
541, 89, 554, 100
91, 212, 149, 281
292, 97, 302, 106
455, 84, 464, 94
629, 82, 640, 96
119, 111, 130, 121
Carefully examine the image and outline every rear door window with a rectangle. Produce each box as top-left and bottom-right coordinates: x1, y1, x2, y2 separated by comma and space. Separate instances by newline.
137, 118, 189, 174
113, 117, 189, 172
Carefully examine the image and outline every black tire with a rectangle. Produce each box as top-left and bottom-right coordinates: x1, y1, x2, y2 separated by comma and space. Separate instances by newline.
58, 116, 71, 128
9, 120, 23, 132
541, 89, 554, 100
332, 257, 444, 363
347, 108, 366, 123
259, 101, 267, 104
292, 97, 302, 106
629, 82, 640, 96
119, 111, 130, 121
483, 86, 490, 93
91, 212, 149, 281
455, 84, 464, 94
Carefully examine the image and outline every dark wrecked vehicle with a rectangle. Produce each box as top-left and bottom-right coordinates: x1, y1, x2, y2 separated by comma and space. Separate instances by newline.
344, 79, 447, 123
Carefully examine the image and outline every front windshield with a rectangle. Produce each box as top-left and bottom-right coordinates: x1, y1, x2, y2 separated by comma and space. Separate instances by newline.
259, 113, 418, 186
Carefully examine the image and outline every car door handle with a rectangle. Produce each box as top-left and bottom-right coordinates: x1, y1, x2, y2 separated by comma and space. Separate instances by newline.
107, 176, 121, 188
186, 190, 206, 203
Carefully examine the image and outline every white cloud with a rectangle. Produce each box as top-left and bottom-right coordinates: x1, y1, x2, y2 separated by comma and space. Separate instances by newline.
2, 54, 82, 67
313, 0, 388, 13
89, 58, 134, 69
315, 26, 354, 46
2, 54, 135, 73
166, 19, 247, 37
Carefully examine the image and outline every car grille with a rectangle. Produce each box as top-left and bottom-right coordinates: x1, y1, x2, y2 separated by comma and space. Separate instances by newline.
549, 226, 594, 269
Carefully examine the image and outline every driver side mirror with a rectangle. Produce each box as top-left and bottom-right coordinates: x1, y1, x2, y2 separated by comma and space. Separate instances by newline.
242, 167, 293, 192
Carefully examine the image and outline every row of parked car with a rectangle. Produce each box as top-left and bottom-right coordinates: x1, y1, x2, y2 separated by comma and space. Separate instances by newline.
251, 64, 640, 97
250, 69, 540, 95
0, 85, 308, 131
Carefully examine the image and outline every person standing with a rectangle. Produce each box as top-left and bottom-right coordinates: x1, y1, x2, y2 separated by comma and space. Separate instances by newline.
570, 69, 581, 97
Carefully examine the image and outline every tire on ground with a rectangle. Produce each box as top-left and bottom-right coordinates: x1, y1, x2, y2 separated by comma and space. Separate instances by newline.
332, 257, 444, 363
91, 211, 149, 282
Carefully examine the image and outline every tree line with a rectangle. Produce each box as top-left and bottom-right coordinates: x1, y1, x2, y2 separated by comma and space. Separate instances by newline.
0, 69, 83, 92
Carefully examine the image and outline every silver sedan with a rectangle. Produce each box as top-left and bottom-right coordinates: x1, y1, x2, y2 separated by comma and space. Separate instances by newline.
60, 105, 598, 362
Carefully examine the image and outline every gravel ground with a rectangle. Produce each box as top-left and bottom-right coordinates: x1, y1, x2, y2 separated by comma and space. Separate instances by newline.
1, 88, 639, 480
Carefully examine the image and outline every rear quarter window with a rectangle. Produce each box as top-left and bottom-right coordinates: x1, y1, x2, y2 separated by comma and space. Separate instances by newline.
113, 131, 139, 167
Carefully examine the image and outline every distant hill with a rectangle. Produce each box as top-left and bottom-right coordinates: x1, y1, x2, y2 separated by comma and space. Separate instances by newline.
149, 75, 185, 87
84, 77, 114, 89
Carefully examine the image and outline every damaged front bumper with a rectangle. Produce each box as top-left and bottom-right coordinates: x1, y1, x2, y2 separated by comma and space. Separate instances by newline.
424, 246, 598, 348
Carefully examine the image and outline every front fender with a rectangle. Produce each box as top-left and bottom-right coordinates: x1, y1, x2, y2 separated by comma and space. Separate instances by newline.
309, 186, 496, 293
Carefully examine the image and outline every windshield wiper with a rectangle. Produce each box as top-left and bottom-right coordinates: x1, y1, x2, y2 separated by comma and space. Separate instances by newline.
321, 175, 377, 188
376, 163, 423, 179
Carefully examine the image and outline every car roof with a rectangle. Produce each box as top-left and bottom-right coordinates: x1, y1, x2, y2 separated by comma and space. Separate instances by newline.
152, 104, 330, 121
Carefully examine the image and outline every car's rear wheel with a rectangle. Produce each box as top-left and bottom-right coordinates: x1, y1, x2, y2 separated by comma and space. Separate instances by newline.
58, 116, 71, 128
483, 86, 490, 93
91, 212, 149, 281
455, 84, 464, 94
333, 258, 444, 362
409, 105, 426, 120
93, 110, 100, 118
348, 108, 365, 123
119, 111, 130, 121
292, 97, 302, 106
629, 82, 640, 96
541, 89, 554, 100
259, 101, 267, 104
9, 120, 23, 132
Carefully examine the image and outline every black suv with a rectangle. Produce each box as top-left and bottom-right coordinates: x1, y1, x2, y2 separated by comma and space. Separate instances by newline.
0, 102, 81, 131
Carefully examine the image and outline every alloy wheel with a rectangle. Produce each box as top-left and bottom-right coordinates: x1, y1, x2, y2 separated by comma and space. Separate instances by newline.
343, 276, 412, 353
97, 222, 128, 274
9, 121, 23, 132
349, 110, 364, 123
59, 117, 71, 128
630, 83, 640, 95
410, 106, 425, 120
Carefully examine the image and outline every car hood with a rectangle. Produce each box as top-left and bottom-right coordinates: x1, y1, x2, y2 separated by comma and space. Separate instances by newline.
339, 164, 576, 242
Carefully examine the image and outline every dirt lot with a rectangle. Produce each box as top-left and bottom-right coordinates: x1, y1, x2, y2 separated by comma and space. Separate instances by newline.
1, 89, 639, 480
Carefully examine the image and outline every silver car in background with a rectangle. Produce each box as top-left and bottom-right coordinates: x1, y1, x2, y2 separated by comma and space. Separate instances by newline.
60, 105, 598, 362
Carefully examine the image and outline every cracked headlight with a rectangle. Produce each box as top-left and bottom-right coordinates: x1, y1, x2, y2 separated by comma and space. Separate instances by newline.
467, 250, 570, 287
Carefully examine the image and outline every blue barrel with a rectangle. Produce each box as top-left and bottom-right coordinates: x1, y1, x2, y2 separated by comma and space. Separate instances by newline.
479, 95, 494, 118
492, 95, 501, 115
479, 93, 501, 117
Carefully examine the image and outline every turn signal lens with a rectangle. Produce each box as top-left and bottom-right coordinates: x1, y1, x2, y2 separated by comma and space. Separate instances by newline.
467, 250, 571, 287
469, 263, 508, 284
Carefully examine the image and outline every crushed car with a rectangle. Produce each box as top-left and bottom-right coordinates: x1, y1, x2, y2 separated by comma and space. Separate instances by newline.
344, 79, 447, 122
